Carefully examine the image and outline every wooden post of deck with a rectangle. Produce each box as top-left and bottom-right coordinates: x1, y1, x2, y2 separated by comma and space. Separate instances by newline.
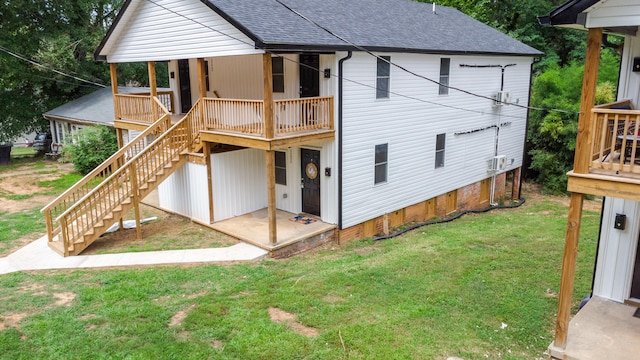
110, 63, 119, 119
263, 54, 277, 245
573, 28, 602, 174
553, 27, 602, 350
148, 61, 158, 120
263, 54, 275, 139
266, 149, 277, 245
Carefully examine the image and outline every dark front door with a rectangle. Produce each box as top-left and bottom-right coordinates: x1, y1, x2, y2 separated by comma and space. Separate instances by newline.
301, 148, 320, 216
299, 54, 319, 98
630, 234, 640, 299
178, 59, 192, 113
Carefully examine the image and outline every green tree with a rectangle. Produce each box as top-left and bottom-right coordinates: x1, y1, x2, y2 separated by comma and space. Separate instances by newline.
64, 125, 118, 174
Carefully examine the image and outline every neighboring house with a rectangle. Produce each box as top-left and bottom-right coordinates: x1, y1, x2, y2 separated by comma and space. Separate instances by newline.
539, 1, 640, 359
43, 86, 173, 145
42, 0, 539, 259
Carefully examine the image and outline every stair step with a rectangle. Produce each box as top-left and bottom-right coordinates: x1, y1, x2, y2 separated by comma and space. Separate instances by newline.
47, 240, 66, 256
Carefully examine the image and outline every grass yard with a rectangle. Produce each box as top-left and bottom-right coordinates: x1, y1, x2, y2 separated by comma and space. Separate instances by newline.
0, 196, 599, 359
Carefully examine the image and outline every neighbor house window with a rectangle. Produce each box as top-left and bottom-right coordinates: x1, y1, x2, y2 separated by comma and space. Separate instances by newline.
439, 58, 450, 95
272, 57, 285, 93
435, 133, 446, 168
376, 56, 390, 99
374, 144, 388, 184
275, 151, 287, 185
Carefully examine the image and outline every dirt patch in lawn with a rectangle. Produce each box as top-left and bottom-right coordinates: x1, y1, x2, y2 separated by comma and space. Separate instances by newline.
268, 307, 319, 337
520, 181, 602, 212
1, 159, 238, 256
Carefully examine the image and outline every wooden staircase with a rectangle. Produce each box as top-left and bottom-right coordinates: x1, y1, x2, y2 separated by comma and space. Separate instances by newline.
42, 98, 206, 256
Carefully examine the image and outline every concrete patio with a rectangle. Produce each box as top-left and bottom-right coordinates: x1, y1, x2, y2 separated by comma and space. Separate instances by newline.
548, 296, 640, 360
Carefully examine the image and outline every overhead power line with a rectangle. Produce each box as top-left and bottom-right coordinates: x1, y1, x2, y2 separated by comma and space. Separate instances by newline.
0, 45, 106, 88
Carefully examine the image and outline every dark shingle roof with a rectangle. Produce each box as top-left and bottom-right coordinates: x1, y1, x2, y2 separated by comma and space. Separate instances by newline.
538, 0, 599, 27
204, 0, 541, 56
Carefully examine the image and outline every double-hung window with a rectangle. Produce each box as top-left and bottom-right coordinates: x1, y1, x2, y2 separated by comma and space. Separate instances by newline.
439, 58, 450, 95
435, 133, 446, 168
376, 56, 391, 99
374, 144, 388, 184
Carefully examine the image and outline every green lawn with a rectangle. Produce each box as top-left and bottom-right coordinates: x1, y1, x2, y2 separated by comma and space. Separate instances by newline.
0, 198, 599, 359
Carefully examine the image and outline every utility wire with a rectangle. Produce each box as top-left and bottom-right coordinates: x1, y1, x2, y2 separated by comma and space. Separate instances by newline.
143, 0, 528, 120
272, 0, 578, 116
0, 45, 107, 88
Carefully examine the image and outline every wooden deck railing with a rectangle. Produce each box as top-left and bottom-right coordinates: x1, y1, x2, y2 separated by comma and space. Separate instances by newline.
201, 96, 333, 138
50, 99, 204, 255
589, 100, 640, 175
114, 92, 174, 123
41, 98, 171, 245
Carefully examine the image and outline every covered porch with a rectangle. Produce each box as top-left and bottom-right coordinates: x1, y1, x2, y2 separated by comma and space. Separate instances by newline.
210, 209, 336, 258
548, 296, 640, 360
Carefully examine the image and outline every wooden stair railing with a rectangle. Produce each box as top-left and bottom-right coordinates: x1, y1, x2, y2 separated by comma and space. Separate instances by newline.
44, 98, 206, 256
41, 97, 171, 248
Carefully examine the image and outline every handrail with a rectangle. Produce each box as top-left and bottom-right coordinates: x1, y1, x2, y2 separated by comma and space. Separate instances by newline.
54, 99, 203, 252
589, 106, 640, 174
42, 98, 170, 214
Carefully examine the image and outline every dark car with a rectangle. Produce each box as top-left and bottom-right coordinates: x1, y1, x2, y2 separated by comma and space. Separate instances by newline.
33, 132, 52, 152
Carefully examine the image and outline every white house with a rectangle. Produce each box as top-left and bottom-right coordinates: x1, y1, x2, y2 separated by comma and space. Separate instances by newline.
42, 0, 539, 258
540, 1, 640, 359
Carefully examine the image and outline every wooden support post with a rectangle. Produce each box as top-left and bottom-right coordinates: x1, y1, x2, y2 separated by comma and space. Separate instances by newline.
573, 28, 602, 174
266, 150, 277, 244
110, 63, 119, 120
553, 192, 584, 349
263, 54, 275, 139
204, 142, 214, 224
148, 61, 158, 121
129, 165, 143, 240
197, 58, 207, 99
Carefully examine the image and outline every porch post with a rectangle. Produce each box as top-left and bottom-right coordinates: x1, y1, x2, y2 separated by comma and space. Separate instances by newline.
573, 27, 602, 174
263, 54, 275, 139
266, 149, 277, 245
110, 63, 120, 121
197, 58, 207, 133
553, 27, 602, 350
148, 61, 158, 120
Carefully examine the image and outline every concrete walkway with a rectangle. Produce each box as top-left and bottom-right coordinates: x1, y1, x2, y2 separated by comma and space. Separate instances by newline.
0, 235, 269, 275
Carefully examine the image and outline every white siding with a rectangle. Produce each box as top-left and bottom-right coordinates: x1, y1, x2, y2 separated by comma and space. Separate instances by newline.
587, 0, 640, 28
211, 149, 267, 222
593, 197, 640, 302
157, 162, 209, 223
104, 0, 263, 63
340, 52, 532, 227
617, 35, 640, 107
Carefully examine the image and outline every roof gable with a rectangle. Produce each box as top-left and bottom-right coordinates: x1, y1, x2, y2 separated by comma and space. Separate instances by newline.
539, 0, 639, 34
97, 0, 541, 61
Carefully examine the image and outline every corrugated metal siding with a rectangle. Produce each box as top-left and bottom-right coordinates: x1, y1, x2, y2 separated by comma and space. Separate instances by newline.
186, 163, 210, 223
341, 52, 532, 227
587, 0, 640, 28
106, 0, 262, 63
211, 149, 267, 222
593, 197, 640, 303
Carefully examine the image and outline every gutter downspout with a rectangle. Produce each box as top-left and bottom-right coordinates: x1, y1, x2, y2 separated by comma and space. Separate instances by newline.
338, 51, 352, 230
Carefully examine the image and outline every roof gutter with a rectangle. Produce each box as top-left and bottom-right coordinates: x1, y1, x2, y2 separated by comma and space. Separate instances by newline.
338, 50, 352, 230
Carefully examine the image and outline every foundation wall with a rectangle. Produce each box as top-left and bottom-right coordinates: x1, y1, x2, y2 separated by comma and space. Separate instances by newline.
338, 171, 517, 243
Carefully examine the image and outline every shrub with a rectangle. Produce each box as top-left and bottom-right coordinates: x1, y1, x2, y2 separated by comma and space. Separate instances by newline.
65, 126, 118, 175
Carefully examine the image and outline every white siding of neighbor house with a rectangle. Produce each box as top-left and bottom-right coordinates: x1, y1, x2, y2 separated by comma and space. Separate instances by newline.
586, 0, 640, 28
339, 51, 532, 228
103, 0, 262, 63
593, 197, 640, 303
157, 162, 209, 223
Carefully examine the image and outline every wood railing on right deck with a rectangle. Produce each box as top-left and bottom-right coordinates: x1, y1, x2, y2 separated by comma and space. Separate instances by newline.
589, 100, 640, 175
274, 96, 333, 135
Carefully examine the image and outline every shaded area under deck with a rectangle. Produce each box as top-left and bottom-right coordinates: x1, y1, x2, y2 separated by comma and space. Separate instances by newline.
549, 296, 640, 360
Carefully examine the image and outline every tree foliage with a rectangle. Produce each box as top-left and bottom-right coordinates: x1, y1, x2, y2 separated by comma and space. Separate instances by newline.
63, 125, 118, 174
0, 0, 167, 144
